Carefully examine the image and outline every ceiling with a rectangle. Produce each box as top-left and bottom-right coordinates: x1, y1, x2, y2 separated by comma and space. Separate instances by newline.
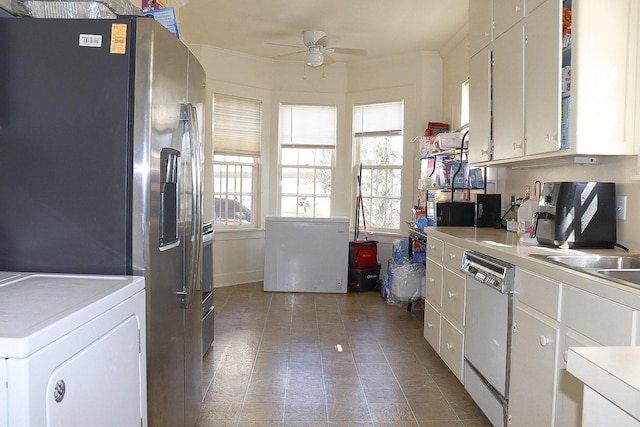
177, 0, 469, 64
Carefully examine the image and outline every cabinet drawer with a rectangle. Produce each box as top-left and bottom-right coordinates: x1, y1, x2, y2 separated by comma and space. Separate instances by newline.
565, 286, 636, 346
443, 242, 465, 270
426, 259, 443, 307
442, 269, 466, 327
426, 237, 443, 262
516, 269, 561, 320
424, 301, 441, 353
440, 317, 464, 382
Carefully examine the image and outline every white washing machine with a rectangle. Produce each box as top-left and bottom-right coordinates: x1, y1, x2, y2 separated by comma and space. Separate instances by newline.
0, 272, 146, 427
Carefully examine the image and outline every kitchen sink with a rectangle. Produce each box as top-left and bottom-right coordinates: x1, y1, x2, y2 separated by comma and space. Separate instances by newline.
596, 269, 640, 284
542, 255, 640, 270
530, 254, 640, 287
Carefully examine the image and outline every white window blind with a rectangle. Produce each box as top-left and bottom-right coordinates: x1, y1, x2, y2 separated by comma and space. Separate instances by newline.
279, 104, 337, 148
213, 94, 261, 155
353, 101, 403, 137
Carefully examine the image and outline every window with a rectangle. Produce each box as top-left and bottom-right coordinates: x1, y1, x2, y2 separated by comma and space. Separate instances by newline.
461, 79, 470, 126
353, 101, 404, 230
279, 104, 337, 217
212, 94, 261, 227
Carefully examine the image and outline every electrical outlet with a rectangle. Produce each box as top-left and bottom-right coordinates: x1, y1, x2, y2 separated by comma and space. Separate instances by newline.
616, 196, 627, 220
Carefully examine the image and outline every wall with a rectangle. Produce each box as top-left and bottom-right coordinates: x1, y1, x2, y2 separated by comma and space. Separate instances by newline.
189, 42, 444, 286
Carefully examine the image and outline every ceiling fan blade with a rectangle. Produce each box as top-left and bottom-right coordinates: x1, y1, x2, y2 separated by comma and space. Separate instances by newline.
325, 47, 368, 56
316, 35, 329, 47
268, 42, 305, 49
322, 53, 335, 65
273, 50, 306, 59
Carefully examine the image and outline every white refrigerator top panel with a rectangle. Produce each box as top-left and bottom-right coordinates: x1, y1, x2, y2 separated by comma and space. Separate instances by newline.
0, 273, 144, 358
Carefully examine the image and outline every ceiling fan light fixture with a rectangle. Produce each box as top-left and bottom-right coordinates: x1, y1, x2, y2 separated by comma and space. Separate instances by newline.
305, 47, 324, 67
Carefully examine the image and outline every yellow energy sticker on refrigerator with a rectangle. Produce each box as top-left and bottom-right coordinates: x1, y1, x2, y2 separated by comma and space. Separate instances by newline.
110, 23, 127, 54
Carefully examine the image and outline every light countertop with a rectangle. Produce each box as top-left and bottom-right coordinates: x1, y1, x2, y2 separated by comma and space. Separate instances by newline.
421, 226, 640, 308
567, 346, 640, 421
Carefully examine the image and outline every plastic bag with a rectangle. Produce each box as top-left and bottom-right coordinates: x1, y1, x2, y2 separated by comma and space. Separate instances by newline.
390, 263, 425, 301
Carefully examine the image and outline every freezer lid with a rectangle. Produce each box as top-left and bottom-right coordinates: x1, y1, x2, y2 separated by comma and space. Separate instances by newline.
0, 274, 144, 358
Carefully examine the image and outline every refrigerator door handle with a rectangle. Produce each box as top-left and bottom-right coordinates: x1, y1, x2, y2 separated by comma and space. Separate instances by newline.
177, 103, 203, 309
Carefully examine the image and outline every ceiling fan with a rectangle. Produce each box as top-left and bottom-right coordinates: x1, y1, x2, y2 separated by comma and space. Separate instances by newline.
269, 30, 367, 68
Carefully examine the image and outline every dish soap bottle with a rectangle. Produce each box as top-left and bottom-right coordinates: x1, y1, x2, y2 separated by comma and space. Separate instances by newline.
517, 185, 534, 236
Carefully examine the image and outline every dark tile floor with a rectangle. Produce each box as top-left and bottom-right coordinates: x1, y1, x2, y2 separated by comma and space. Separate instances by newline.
197, 282, 491, 427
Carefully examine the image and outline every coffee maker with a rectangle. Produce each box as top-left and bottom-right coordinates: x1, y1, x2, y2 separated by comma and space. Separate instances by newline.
531, 182, 616, 248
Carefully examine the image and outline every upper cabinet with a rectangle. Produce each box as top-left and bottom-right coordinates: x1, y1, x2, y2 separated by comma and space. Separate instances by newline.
493, 0, 525, 38
468, 48, 492, 163
469, 0, 493, 57
468, 0, 639, 166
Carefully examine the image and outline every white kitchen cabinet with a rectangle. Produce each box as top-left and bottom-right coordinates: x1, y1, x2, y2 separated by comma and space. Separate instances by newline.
524, 0, 563, 156
509, 304, 560, 426
442, 268, 465, 327
469, 0, 493, 57
493, 0, 525, 38
468, 47, 492, 163
425, 258, 443, 307
469, 0, 638, 165
511, 269, 640, 427
556, 332, 598, 427
423, 236, 467, 382
441, 317, 465, 381
510, 268, 561, 426
492, 21, 525, 161
423, 300, 441, 352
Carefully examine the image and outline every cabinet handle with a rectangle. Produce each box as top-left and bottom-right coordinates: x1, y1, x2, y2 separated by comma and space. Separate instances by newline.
428, 277, 435, 284
546, 133, 558, 142
449, 253, 456, 260
481, 148, 489, 156
563, 350, 568, 363
512, 142, 523, 150
429, 244, 436, 250
427, 322, 433, 329
540, 336, 550, 347
515, 5, 521, 12
448, 291, 455, 299
446, 343, 453, 350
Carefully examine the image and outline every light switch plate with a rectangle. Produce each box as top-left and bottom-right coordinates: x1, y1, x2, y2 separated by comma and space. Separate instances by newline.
616, 196, 627, 220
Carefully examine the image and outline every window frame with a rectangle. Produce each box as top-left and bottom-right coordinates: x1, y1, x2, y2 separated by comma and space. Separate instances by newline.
352, 100, 405, 232
212, 94, 262, 229
278, 103, 338, 218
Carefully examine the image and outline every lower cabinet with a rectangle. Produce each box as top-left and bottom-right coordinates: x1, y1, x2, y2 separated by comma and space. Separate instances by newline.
509, 304, 560, 426
440, 316, 464, 380
511, 268, 640, 426
423, 236, 467, 382
423, 300, 441, 352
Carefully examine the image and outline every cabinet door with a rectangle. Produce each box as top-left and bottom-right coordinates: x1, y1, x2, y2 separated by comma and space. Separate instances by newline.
440, 317, 464, 382
509, 305, 559, 427
469, 0, 493, 56
423, 300, 441, 353
555, 332, 598, 427
469, 47, 493, 163
442, 268, 465, 327
493, 0, 525, 38
426, 258, 443, 307
492, 22, 525, 160
525, 0, 562, 156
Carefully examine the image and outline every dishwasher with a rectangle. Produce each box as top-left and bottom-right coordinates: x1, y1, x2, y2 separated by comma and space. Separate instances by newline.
461, 250, 515, 427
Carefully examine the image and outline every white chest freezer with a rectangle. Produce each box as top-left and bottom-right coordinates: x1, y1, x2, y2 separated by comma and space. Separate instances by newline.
0, 272, 146, 427
264, 216, 349, 293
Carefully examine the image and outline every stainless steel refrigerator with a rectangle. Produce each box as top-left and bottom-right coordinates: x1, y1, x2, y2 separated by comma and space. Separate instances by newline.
0, 16, 205, 427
